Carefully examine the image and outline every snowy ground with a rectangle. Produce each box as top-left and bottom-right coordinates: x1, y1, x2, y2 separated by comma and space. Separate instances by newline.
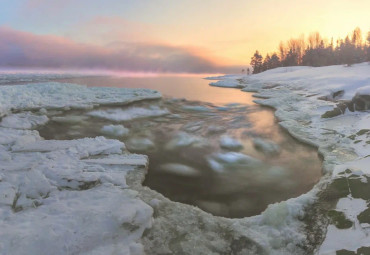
1, 63, 369, 255
211, 62, 370, 254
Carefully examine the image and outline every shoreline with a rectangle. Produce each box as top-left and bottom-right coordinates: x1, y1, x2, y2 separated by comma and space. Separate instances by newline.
210, 62, 370, 254
0, 63, 369, 254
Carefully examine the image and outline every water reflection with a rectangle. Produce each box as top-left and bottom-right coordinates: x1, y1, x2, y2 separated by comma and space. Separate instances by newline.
56, 76, 256, 106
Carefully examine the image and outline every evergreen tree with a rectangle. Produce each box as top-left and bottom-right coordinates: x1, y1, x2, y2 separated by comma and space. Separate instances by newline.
250, 51, 263, 74
367, 31, 370, 62
269, 53, 281, 68
250, 27, 369, 71
262, 54, 271, 71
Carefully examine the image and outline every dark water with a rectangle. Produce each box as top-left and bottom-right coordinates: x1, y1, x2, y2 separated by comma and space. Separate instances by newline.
40, 75, 322, 218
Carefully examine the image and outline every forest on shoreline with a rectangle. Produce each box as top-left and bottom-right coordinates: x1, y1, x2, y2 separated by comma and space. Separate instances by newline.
250, 27, 370, 74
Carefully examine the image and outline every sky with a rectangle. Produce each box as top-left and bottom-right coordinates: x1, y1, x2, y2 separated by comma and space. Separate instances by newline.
0, 0, 369, 74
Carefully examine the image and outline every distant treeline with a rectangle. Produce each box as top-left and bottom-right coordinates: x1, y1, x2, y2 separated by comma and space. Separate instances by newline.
250, 27, 370, 74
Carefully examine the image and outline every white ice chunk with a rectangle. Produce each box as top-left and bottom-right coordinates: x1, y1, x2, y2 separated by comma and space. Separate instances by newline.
101, 124, 129, 137
159, 163, 201, 177
88, 106, 169, 122
126, 138, 155, 151
165, 132, 207, 150
220, 135, 243, 151
207, 152, 261, 173
182, 105, 211, 112
0, 112, 48, 129
253, 138, 280, 156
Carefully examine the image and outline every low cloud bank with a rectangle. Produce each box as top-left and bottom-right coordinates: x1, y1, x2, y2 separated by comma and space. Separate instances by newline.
0, 27, 241, 74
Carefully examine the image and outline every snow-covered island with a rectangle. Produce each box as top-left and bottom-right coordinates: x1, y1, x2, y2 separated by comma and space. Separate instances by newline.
0, 62, 369, 254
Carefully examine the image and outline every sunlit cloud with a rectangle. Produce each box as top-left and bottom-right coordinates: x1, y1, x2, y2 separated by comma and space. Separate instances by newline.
0, 27, 241, 73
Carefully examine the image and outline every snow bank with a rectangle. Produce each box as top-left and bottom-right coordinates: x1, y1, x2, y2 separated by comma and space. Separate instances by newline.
249, 63, 370, 100
88, 106, 169, 122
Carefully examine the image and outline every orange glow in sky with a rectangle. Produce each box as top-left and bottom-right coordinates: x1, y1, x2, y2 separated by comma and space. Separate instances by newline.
1, 0, 369, 72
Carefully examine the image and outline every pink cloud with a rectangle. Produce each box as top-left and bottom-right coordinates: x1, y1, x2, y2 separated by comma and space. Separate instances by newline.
0, 27, 240, 73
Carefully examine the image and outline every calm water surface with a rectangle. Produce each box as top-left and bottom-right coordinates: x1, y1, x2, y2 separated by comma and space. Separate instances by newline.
44, 75, 322, 218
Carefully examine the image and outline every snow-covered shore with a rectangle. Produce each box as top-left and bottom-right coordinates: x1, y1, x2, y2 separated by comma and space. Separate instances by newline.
211, 62, 370, 254
0, 62, 369, 255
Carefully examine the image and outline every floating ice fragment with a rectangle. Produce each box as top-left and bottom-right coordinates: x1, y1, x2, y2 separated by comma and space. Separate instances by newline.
219, 135, 243, 151
207, 152, 261, 173
253, 138, 280, 156
88, 106, 170, 121
0, 112, 48, 129
101, 124, 129, 137
126, 137, 155, 151
182, 105, 211, 112
165, 132, 207, 150
159, 163, 201, 177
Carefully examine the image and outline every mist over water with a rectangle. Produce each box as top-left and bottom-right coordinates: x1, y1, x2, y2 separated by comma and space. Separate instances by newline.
37, 75, 322, 218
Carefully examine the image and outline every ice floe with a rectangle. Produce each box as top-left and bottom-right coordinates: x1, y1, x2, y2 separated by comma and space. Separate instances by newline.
252, 138, 280, 156
126, 137, 155, 151
101, 124, 129, 137
207, 152, 262, 173
219, 135, 244, 151
165, 132, 208, 150
158, 163, 201, 177
0, 112, 49, 129
0, 82, 161, 117
88, 106, 169, 122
